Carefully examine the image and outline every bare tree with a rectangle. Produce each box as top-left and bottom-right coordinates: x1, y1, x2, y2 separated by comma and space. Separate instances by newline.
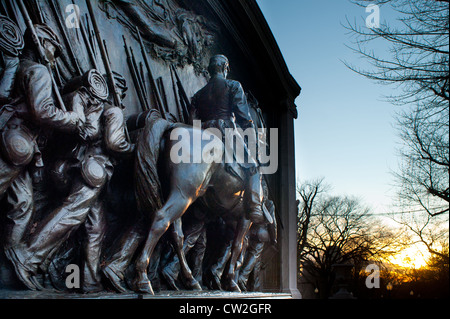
394, 209, 449, 258
345, 0, 449, 107
427, 243, 449, 282
345, 0, 449, 214
345, 0, 449, 252
297, 178, 328, 257
298, 194, 403, 298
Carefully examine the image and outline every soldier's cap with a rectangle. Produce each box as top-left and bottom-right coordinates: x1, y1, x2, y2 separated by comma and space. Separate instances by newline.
24, 24, 63, 57
0, 15, 24, 57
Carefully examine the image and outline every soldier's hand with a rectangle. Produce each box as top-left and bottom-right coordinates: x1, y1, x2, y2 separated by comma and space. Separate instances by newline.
76, 117, 89, 141
31, 167, 44, 185
85, 100, 103, 116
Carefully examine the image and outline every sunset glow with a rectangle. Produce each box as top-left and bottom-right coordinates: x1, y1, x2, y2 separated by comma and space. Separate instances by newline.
388, 245, 430, 269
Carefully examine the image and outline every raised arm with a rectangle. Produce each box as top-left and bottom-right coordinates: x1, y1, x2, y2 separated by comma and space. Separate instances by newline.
24, 64, 81, 132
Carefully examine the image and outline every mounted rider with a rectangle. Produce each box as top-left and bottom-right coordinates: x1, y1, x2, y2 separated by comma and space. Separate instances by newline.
190, 54, 264, 224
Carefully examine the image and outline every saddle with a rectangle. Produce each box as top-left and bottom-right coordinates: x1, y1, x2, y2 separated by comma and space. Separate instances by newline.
201, 118, 258, 182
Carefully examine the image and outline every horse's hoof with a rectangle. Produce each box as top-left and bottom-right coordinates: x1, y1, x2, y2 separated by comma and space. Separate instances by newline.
224, 278, 241, 293
186, 279, 202, 291
135, 280, 155, 295
131, 274, 154, 295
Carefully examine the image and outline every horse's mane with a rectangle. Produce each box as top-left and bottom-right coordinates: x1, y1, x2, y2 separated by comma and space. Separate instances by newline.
135, 110, 173, 213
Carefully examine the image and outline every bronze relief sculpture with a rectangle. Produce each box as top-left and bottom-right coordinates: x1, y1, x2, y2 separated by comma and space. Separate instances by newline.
0, 0, 278, 296
100, 0, 217, 68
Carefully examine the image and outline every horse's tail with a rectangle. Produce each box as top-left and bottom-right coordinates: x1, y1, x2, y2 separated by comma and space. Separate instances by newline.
135, 110, 172, 213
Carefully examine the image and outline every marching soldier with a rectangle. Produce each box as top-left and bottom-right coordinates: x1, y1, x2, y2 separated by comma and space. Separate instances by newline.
6, 69, 134, 292
0, 15, 27, 250
0, 15, 24, 104
1, 24, 83, 255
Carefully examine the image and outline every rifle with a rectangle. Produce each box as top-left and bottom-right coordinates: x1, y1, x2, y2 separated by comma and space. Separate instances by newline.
139, 62, 147, 97
157, 77, 169, 116
80, 16, 99, 70
85, 0, 130, 141
86, 0, 121, 108
136, 27, 166, 119
0, 2, 7, 17
123, 35, 148, 112
169, 66, 185, 123
17, 0, 67, 112
170, 64, 190, 123
48, 0, 82, 75
130, 47, 149, 108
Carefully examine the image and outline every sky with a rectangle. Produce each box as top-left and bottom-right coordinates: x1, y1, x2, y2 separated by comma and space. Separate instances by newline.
256, 0, 402, 216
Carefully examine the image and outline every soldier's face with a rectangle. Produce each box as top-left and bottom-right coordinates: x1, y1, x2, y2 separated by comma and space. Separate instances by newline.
223, 64, 230, 78
43, 40, 57, 64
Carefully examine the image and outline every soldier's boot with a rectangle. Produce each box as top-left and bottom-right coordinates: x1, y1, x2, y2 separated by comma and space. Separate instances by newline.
102, 263, 128, 293
4, 246, 42, 291
102, 223, 146, 293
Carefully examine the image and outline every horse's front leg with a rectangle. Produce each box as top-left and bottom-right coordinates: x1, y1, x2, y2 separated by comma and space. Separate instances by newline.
223, 218, 252, 292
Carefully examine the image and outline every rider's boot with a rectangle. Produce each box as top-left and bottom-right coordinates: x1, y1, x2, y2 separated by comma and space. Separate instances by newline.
243, 170, 265, 224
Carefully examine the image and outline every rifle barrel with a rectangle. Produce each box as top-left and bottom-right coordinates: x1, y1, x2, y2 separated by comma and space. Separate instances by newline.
17, 0, 67, 112
170, 66, 185, 123
170, 64, 190, 122
85, 0, 130, 142
157, 77, 169, 115
136, 27, 166, 119
48, 0, 82, 75
80, 17, 99, 70
124, 36, 148, 111
85, 0, 121, 108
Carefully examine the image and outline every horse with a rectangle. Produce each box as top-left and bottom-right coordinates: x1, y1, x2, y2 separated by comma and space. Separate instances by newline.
119, 107, 269, 294
158, 100, 277, 292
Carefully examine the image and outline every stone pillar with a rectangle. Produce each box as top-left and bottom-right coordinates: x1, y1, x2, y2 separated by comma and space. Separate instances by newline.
278, 101, 301, 299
